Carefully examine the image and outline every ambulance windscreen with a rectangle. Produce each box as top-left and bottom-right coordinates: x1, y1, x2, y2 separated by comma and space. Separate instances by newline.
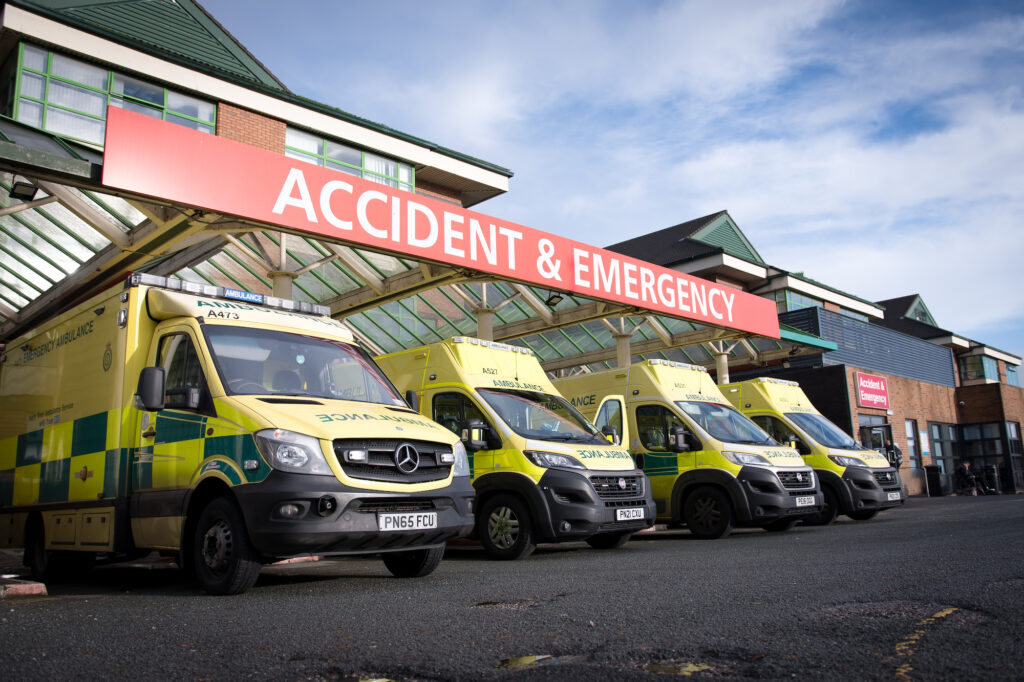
203, 326, 405, 406
787, 412, 859, 449
676, 401, 773, 445
477, 388, 606, 444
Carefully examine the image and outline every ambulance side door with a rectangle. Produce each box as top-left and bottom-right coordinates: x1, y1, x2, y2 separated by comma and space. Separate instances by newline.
135, 326, 214, 498
430, 391, 497, 478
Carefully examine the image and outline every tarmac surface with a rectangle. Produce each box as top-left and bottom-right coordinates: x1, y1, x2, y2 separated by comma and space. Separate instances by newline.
1, 494, 1022, 681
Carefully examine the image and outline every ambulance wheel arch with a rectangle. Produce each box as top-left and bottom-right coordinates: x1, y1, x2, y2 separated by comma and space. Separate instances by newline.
180, 477, 255, 585
671, 469, 748, 530
24, 513, 96, 581
803, 470, 851, 526
472, 472, 548, 558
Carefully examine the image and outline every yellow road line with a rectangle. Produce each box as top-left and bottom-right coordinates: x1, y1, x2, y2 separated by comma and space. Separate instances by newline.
892, 607, 958, 679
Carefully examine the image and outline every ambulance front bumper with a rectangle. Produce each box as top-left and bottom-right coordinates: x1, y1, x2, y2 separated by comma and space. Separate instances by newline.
234, 470, 476, 559
843, 466, 906, 511
735, 466, 823, 523
536, 468, 656, 541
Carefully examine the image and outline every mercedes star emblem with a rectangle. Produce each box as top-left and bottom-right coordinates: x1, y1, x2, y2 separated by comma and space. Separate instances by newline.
394, 443, 420, 474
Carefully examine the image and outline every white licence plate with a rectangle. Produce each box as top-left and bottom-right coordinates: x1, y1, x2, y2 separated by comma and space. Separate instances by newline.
887, 491, 902, 501
796, 496, 816, 507
616, 507, 645, 521
378, 512, 438, 532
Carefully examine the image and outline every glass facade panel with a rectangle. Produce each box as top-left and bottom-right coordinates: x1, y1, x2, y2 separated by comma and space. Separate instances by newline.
286, 126, 414, 192
958, 355, 998, 382
1007, 365, 1019, 386
9, 43, 216, 144
51, 53, 107, 89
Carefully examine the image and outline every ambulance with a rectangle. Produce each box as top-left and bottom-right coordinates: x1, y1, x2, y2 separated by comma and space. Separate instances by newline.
0, 273, 475, 594
721, 377, 905, 523
555, 359, 821, 539
374, 337, 655, 560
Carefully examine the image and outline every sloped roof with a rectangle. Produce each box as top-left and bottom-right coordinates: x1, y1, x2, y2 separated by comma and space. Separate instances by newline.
877, 294, 937, 326
606, 210, 765, 267
10, 0, 288, 91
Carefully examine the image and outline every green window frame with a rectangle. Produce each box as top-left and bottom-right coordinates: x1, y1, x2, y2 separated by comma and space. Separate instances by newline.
958, 355, 998, 382
766, 289, 823, 315
7, 43, 215, 146
284, 126, 414, 192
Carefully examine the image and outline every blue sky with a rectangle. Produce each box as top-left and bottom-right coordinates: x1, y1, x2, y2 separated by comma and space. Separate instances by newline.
201, 0, 1024, 358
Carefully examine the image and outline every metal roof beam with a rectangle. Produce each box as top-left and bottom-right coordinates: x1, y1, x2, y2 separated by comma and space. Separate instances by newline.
492, 300, 629, 342
36, 180, 131, 249
326, 244, 386, 295
538, 326, 741, 372
323, 264, 464, 316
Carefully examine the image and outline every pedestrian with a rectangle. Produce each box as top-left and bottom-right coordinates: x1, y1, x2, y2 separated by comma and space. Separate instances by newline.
884, 439, 903, 468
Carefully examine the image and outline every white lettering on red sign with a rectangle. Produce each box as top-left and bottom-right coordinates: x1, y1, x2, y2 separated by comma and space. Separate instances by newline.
856, 372, 890, 409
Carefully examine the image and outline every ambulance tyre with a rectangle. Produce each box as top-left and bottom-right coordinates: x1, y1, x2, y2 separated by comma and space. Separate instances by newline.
762, 518, 798, 532
847, 509, 878, 521
382, 546, 445, 578
193, 497, 262, 595
683, 486, 734, 539
478, 494, 536, 560
585, 531, 633, 549
802, 486, 839, 526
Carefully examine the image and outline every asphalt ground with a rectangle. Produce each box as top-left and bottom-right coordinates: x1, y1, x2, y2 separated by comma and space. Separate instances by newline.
0, 494, 1021, 681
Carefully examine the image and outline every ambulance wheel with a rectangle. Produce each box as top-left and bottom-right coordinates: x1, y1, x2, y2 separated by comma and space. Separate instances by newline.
585, 531, 633, 549
762, 518, 798, 532
847, 509, 878, 521
382, 546, 445, 578
193, 498, 261, 595
683, 486, 734, 539
802, 487, 839, 526
478, 494, 536, 560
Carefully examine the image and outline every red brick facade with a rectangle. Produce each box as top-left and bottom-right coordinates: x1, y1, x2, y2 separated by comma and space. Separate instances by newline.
216, 103, 286, 154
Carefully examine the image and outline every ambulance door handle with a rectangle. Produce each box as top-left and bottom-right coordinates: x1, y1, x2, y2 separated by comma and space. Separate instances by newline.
142, 427, 156, 438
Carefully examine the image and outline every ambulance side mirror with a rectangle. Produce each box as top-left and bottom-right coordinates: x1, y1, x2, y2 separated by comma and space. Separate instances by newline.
462, 418, 491, 452
601, 425, 621, 446
669, 425, 693, 452
136, 367, 165, 412
404, 390, 420, 412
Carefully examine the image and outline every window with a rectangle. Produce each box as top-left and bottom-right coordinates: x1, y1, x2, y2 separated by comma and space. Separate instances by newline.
766, 289, 823, 315
432, 392, 493, 440
636, 404, 691, 452
905, 419, 919, 469
751, 415, 809, 454
958, 355, 998, 382
929, 422, 957, 474
593, 398, 623, 442
285, 127, 414, 192
961, 422, 1004, 459
1006, 365, 1019, 387
157, 333, 210, 412
7, 43, 215, 146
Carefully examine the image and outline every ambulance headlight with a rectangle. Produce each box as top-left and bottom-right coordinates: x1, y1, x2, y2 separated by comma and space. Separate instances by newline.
829, 455, 868, 468
723, 451, 772, 467
255, 429, 333, 476
451, 440, 470, 478
525, 450, 585, 469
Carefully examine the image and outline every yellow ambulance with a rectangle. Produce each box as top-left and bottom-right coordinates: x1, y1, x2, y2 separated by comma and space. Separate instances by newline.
0, 273, 475, 594
374, 337, 655, 560
555, 359, 821, 539
721, 377, 905, 523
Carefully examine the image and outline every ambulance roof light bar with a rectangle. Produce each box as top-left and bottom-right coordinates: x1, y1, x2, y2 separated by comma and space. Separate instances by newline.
647, 358, 708, 372
126, 273, 331, 317
752, 376, 800, 387
451, 335, 534, 356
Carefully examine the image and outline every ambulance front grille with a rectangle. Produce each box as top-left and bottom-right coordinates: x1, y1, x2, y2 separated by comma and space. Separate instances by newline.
777, 471, 815, 489
589, 475, 645, 499
873, 469, 900, 488
332, 439, 453, 483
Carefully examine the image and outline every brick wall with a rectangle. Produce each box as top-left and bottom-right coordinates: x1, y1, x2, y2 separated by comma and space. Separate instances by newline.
844, 365, 957, 495
415, 180, 462, 206
216, 103, 286, 154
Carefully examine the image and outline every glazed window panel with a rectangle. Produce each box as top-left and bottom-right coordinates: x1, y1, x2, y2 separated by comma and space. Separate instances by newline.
286, 126, 415, 192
